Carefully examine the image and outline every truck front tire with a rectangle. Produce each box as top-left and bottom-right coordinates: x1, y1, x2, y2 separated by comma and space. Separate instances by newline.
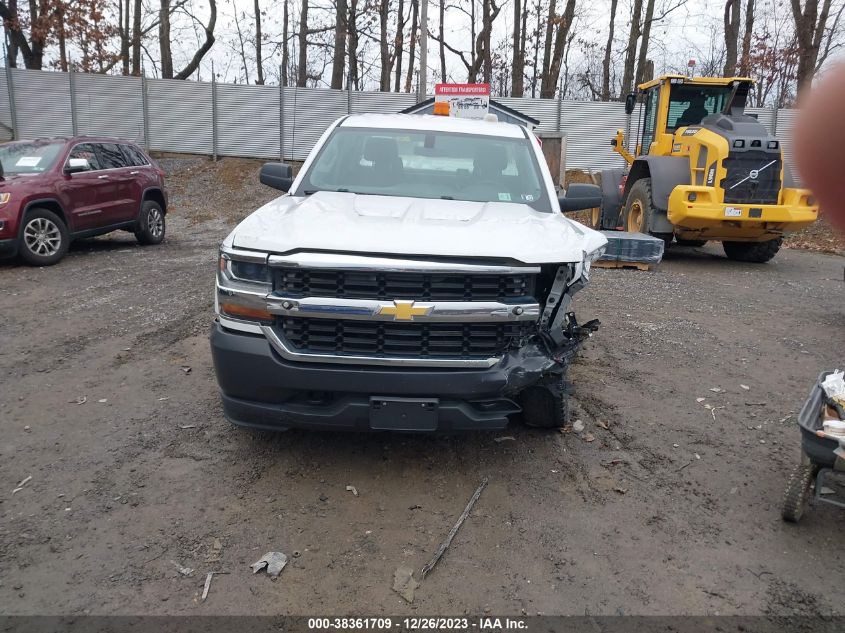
520, 375, 570, 429
722, 238, 782, 263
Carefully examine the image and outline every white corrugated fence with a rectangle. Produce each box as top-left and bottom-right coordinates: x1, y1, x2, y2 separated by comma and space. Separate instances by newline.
0, 68, 798, 176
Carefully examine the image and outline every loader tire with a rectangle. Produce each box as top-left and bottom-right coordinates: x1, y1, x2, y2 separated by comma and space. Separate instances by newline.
623, 178, 672, 245
722, 238, 782, 263
781, 462, 818, 523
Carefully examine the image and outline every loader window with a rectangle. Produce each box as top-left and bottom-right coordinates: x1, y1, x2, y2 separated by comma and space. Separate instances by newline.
639, 88, 659, 155
667, 85, 733, 130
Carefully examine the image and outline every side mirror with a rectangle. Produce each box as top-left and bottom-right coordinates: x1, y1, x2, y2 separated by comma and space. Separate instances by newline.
65, 158, 91, 174
260, 162, 294, 191
624, 93, 637, 115
558, 183, 602, 212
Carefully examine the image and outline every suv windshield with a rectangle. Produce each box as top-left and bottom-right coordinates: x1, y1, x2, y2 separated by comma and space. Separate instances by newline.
297, 127, 550, 211
667, 85, 734, 130
0, 140, 64, 175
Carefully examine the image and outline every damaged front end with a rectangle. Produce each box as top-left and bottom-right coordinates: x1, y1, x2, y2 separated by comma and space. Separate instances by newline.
497, 250, 604, 427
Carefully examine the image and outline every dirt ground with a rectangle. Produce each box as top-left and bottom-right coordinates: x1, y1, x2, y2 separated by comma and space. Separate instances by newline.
1, 157, 844, 617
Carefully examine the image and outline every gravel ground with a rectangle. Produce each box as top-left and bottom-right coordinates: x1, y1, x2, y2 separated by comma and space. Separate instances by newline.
1, 157, 844, 616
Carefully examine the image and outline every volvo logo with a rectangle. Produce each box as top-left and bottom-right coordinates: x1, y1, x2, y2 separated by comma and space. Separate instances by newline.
749, 169, 759, 181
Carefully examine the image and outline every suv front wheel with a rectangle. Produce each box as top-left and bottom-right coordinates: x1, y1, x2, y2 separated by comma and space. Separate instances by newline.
135, 200, 166, 245
19, 208, 70, 266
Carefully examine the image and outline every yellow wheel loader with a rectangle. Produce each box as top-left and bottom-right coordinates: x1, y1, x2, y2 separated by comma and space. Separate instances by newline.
595, 75, 818, 263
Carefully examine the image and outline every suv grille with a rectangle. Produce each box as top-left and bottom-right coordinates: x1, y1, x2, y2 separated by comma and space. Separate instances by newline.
277, 270, 535, 301
721, 150, 781, 205
279, 317, 534, 359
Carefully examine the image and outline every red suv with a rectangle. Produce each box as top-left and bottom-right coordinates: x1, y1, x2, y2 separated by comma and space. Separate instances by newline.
0, 136, 168, 266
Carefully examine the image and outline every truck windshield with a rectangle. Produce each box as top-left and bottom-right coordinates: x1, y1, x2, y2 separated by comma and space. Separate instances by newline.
667, 85, 734, 130
297, 127, 550, 211
0, 140, 64, 175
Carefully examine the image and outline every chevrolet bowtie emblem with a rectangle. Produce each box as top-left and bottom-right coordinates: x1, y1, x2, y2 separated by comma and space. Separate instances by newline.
378, 300, 432, 321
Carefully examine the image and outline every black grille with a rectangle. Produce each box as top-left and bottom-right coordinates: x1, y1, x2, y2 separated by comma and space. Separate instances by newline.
279, 317, 534, 359
721, 150, 781, 205
277, 269, 535, 301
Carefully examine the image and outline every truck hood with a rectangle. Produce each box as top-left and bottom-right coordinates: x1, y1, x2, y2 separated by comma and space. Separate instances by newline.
229, 192, 606, 264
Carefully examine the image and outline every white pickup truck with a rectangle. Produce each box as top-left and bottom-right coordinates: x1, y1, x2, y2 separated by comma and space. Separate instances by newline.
211, 113, 606, 432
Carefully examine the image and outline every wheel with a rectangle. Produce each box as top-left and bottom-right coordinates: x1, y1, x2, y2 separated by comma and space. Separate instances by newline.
781, 462, 818, 523
722, 238, 782, 263
623, 178, 672, 245
135, 200, 166, 245
520, 374, 570, 429
18, 208, 69, 266
676, 238, 708, 247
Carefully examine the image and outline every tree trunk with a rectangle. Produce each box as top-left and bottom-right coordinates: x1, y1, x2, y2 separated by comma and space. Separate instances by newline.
331, 0, 348, 89
620, 0, 643, 96
394, 0, 405, 90
739, 0, 754, 75
791, 0, 832, 95
482, 0, 492, 82
404, 0, 418, 92
439, 0, 446, 81
349, 0, 359, 89
281, 0, 289, 85
511, 0, 523, 95
297, 0, 308, 86
634, 0, 655, 87
57, 5, 68, 72
723, 0, 740, 75
601, 0, 618, 100
254, 0, 264, 84
131, 0, 142, 74
541, 0, 555, 88
531, 0, 541, 97
119, 0, 130, 74
540, 0, 576, 98
159, 0, 173, 78
379, 0, 391, 90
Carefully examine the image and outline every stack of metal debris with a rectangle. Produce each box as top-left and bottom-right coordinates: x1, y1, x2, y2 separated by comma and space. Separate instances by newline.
596, 231, 665, 270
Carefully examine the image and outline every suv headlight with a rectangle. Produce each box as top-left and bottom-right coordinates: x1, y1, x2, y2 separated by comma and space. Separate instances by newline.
217, 249, 274, 324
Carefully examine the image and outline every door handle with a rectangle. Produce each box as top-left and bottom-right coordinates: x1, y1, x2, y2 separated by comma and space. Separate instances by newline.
97, 175, 109, 179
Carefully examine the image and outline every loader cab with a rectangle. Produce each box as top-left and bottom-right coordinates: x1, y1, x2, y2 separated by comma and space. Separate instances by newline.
630, 77, 743, 158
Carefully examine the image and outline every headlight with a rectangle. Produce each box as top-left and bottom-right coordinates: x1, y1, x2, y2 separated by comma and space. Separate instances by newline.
217, 249, 274, 324
0, 193, 10, 205
584, 245, 606, 264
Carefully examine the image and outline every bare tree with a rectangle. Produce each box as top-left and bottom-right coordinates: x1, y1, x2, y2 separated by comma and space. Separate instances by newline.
159, 0, 217, 79
0, 0, 53, 69
724, 0, 741, 75
739, 0, 755, 75
791, 0, 833, 94
540, 0, 576, 98
601, 0, 618, 100
254, 0, 264, 83
634, 0, 655, 86
379, 0, 391, 89
511, 0, 526, 95
620, 0, 643, 95
297, 0, 308, 85
348, 0, 360, 88
440, 0, 447, 81
131, 0, 142, 74
281, 0, 289, 85
331, 0, 349, 88
404, 0, 418, 91
395, 0, 406, 90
